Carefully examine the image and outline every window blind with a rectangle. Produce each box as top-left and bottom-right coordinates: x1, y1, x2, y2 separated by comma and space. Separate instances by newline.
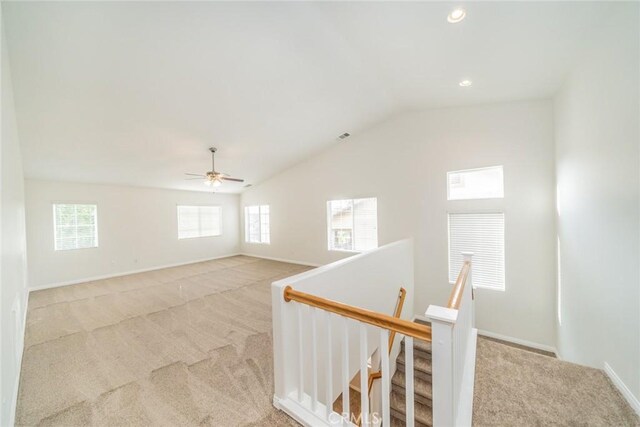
177, 206, 221, 239
245, 205, 270, 243
448, 212, 505, 290
327, 198, 378, 252
53, 204, 98, 251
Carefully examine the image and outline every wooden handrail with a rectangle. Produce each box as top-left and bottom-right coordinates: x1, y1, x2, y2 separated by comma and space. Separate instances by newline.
447, 260, 471, 310
367, 287, 407, 395
387, 287, 407, 354
283, 286, 431, 342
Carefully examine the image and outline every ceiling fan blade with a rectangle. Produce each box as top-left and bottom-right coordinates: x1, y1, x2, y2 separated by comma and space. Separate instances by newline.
221, 177, 244, 183
185, 173, 206, 177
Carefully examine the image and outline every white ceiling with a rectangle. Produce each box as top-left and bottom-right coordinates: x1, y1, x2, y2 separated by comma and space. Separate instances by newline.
3, 1, 614, 193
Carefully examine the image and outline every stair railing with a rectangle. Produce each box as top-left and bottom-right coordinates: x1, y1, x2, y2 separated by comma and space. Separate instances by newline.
425, 252, 477, 427
282, 286, 430, 426
367, 287, 406, 395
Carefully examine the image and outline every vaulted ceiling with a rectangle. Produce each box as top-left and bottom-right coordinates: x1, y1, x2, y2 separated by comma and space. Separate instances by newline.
3, 1, 614, 192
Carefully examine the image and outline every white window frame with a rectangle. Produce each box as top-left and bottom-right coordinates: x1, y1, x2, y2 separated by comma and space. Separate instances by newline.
244, 205, 270, 244
177, 205, 222, 239
447, 165, 504, 201
326, 197, 378, 253
447, 210, 505, 291
53, 203, 99, 251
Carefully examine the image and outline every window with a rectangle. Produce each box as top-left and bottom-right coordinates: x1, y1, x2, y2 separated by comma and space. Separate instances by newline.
245, 205, 270, 244
447, 166, 504, 200
327, 198, 378, 252
177, 205, 221, 239
448, 212, 505, 290
53, 204, 98, 251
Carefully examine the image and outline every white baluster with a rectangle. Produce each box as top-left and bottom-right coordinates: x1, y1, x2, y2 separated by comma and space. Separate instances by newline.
325, 312, 333, 421
405, 336, 415, 427
342, 316, 350, 421
360, 323, 369, 426
297, 304, 304, 402
311, 307, 318, 412
380, 329, 390, 427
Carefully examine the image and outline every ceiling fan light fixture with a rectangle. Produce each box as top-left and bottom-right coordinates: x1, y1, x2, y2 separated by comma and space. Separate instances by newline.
186, 147, 245, 189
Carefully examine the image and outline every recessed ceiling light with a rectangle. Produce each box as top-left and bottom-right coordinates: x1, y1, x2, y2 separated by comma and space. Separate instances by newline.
459, 79, 472, 87
448, 8, 466, 23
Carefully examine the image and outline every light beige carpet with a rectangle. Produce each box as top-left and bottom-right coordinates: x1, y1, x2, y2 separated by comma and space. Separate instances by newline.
17, 255, 639, 426
17, 255, 310, 426
473, 336, 640, 426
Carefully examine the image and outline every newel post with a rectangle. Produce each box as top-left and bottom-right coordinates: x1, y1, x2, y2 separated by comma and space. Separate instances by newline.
425, 305, 457, 427
462, 251, 474, 328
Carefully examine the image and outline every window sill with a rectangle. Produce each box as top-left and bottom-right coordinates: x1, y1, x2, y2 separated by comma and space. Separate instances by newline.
178, 235, 222, 240
54, 246, 99, 252
328, 249, 361, 254
245, 241, 270, 245
449, 281, 505, 292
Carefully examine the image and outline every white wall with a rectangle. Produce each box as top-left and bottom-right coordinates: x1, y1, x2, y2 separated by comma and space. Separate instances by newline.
242, 100, 557, 347
1, 13, 29, 426
555, 3, 639, 404
25, 180, 240, 288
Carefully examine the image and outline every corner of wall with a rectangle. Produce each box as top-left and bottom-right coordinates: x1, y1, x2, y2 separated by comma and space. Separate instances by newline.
1, 12, 30, 425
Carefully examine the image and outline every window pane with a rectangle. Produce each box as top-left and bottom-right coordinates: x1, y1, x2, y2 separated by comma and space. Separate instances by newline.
53, 204, 98, 251
76, 214, 95, 226
178, 206, 221, 239
76, 226, 95, 238
76, 237, 96, 249
448, 166, 504, 200
353, 198, 378, 251
244, 205, 270, 244
260, 205, 270, 244
57, 226, 76, 239
332, 229, 353, 250
448, 212, 505, 290
56, 238, 76, 251
327, 198, 377, 252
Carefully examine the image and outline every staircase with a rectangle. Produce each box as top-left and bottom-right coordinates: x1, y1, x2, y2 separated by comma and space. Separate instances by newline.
390, 321, 433, 426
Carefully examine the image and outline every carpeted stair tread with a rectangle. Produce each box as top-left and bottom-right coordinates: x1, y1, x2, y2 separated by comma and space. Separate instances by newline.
391, 369, 433, 405
388, 322, 433, 426
390, 390, 432, 427
401, 337, 432, 356
396, 349, 433, 376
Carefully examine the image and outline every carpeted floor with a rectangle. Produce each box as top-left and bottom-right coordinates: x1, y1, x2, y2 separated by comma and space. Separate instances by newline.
17, 255, 639, 426
473, 336, 639, 426
17, 255, 310, 426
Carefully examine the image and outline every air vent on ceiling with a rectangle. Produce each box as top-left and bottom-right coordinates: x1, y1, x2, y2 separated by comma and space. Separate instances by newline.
338, 132, 351, 140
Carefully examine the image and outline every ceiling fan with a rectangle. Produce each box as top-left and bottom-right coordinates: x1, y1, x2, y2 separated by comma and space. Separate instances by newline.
185, 147, 244, 188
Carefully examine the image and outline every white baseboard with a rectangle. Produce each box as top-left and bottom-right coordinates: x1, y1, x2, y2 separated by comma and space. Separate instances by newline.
240, 253, 322, 268
28, 253, 242, 292
477, 329, 558, 356
604, 362, 640, 416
